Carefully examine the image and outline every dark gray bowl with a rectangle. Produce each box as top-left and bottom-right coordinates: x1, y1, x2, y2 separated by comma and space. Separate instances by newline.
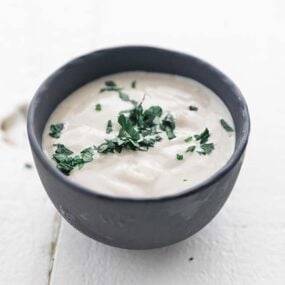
27, 46, 250, 249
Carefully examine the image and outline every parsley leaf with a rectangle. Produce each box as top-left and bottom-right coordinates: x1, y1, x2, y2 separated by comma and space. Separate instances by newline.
176, 154, 184, 160
105, 80, 116, 87
99, 86, 122, 93
97, 139, 120, 154
183, 128, 215, 157
185, 136, 192, 143
96, 102, 167, 154
24, 163, 33, 169
160, 114, 176, 140
194, 128, 210, 144
189, 105, 198, 111
118, 91, 130, 101
220, 119, 234, 132
118, 114, 140, 140
52, 144, 95, 175
198, 143, 215, 155
118, 91, 137, 106
53, 144, 73, 155
99, 80, 137, 105
131, 80, 136, 88
106, 120, 113, 134
95, 104, 102, 111
49, 123, 64, 139
186, 145, 196, 153
155, 135, 162, 141
81, 147, 94, 162
143, 106, 163, 127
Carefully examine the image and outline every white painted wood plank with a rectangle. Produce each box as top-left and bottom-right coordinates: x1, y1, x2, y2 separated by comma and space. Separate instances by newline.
0, 121, 59, 285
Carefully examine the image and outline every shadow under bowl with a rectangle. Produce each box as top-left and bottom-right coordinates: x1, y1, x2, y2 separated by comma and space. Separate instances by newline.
27, 46, 250, 249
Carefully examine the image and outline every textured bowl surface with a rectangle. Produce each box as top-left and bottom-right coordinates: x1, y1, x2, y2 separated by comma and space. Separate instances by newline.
28, 46, 250, 249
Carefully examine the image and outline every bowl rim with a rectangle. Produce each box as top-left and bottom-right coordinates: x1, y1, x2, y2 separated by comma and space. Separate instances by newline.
27, 45, 250, 203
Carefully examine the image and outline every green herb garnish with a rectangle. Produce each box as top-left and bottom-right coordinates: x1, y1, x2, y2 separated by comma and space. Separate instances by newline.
176, 154, 184, 160
118, 91, 137, 105
105, 80, 116, 87
184, 136, 193, 143
118, 91, 130, 101
186, 145, 196, 153
198, 143, 215, 155
160, 113, 176, 140
189, 105, 198, 111
118, 114, 140, 140
99, 81, 121, 93
100, 86, 122, 93
52, 144, 95, 175
183, 128, 215, 157
131, 80, 136, 88
53, 144, 73, 155
96, 101, 168, 154
194, 128, 210, 144
97, 139, 120, 154
155, 135, 162, 141
220, 119, 234, 132
106, 120, 113, 134
49, 123, 64, 139
95, 104, 102, 111
80, 147, 94, 162
24, 163, 33, 169
99, 81, 137, 105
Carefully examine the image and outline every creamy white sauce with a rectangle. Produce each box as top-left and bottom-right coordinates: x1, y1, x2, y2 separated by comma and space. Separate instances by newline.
43, 72, 235, 198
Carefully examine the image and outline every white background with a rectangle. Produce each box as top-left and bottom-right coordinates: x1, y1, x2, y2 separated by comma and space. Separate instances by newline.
0, 1, 285, 284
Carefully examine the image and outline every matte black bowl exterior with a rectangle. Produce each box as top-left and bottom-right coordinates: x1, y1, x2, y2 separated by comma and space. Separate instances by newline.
28, 46, 250, 249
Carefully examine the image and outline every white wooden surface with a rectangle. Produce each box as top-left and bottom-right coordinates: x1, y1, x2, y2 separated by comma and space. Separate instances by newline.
1, 1, 285, 284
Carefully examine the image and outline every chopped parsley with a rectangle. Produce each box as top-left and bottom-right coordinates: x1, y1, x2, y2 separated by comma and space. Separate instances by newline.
194, 128, 210, 144
176, 154, 184, 160
49, 123, 64, 139
24, 163, 33, 169
185, 136, 193, 143
118, 114, 140, 140
220, 119, 234, 132
100, 86, 122, 93
81, 147, 95, 162
97, 139, 120, 154
95, 104, 102, 111
189, 105, 198, 111
96, 102, 169, 154
131, 80, 136, 88
118, 91, 137, 105
52, 144, 95, 175
105, 80, 116, 87
53, 144, 73, 155
198, 143, 215, 155
186, 145, 196, 153
183, 128, 215, 156
194, 129, 214, 155
99, 80, 137, 105
160, 114, 176, 140
99, 81, 122, 93
106, 120, 113, 134
154, 135, 162, 141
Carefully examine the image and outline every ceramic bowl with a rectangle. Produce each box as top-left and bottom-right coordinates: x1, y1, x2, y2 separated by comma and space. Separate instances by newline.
27, 46, 250, 249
